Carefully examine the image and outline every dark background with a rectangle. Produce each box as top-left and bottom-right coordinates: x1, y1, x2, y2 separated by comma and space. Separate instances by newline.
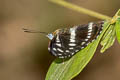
0, 0, 120, 80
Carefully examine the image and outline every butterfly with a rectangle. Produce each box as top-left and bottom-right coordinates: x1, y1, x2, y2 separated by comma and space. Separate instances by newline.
23, 21, 104, 59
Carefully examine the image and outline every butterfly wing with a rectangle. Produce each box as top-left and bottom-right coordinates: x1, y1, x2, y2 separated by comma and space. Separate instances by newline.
48, 21, 103, 58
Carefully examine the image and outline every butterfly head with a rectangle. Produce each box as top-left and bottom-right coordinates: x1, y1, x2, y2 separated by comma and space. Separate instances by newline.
46, 29, 61, 40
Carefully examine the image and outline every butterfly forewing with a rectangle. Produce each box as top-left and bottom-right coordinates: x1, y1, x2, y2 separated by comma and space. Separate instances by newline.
48, 21, 104, 58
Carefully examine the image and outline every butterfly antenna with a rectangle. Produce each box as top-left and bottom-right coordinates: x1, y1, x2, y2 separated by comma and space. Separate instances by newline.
22, 28, 48, 35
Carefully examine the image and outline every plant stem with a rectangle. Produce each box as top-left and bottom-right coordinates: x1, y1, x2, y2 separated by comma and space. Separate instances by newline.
49, 0, 112, 20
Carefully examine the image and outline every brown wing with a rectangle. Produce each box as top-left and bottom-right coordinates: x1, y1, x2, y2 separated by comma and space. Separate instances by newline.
48, 21, 104, 58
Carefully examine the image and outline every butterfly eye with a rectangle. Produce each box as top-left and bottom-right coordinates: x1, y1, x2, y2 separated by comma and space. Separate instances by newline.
46, 34, 54, 40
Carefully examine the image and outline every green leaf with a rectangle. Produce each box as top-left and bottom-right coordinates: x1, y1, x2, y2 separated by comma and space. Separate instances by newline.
115, 17, 120, 44
45, 21, 110, 80
100, 9, 120, 53
100, 24, 116, 53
